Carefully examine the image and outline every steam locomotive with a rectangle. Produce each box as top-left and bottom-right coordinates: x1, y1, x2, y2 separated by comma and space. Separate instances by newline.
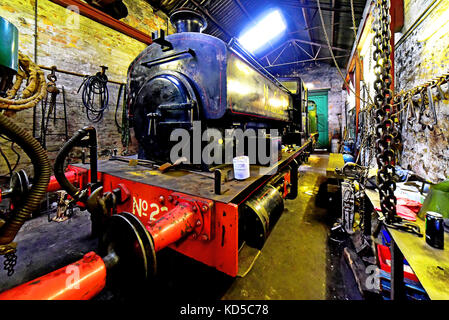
0, 9, 317, 299
128, 8, 311, 166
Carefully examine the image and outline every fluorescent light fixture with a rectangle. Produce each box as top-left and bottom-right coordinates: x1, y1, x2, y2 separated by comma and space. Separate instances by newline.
238, 10, 287, 53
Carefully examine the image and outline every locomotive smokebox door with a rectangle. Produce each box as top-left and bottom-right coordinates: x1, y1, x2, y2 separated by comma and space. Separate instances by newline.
133, 72, 199, 163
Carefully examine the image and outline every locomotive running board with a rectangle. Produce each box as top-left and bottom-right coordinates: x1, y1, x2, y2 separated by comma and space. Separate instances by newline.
72, 138, 315, 204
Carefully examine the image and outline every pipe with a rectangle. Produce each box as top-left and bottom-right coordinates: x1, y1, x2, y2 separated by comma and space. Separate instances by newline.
39, 65, 125, 86
147, 201, 197, 252
286, 159, 299, 200
54, 126, 97, 201
0, 252, 106, 300
0, 113, 51, 245
0, 202, 197, 300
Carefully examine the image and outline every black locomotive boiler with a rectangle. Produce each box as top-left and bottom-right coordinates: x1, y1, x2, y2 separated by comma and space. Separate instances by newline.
127, 8, 312, 167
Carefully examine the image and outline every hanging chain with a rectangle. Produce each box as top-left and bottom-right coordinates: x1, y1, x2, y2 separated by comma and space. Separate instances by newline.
3, 250, 17, 276
372, 0, 399, 224
373, 0, 402, 224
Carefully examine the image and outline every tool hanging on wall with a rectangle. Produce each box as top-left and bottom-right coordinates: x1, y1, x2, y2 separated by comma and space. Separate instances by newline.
397, 72, 448, 132
44, 67, 60, 131
401, 94, 416, 130
37, 67, 69, 150
418, 87, 438, 131
78, 66, 110, 123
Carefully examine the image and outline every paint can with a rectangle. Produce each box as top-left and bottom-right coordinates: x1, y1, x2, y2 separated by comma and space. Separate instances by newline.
426, 211, 444, 249
233, 156, 250, 180
331, 139, 339, 153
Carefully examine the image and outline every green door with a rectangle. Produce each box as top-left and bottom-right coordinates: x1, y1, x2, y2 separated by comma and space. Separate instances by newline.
308, 91, 329, 148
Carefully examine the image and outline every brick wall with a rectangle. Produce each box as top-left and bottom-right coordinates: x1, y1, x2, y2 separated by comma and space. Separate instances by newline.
0, 0, 173, 176
395, 0, 449, 182
276, 62, 346, 146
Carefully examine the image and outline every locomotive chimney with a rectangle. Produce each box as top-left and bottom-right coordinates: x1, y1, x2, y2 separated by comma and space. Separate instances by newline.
169, 8, 207, 33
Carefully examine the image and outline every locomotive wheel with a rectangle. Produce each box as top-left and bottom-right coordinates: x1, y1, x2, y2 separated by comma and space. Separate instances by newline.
9, 170, 30, 209
99, 212, 156, 290
9, 169, 30, 197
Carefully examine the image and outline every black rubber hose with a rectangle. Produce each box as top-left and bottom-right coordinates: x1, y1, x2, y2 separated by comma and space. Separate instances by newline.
54, 126, 96, 200
0, 113, 51, 245
286, 159, 299, 200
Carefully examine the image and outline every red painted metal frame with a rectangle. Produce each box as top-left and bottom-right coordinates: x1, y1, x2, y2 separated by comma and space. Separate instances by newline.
36, 156, 297, 280
0, 143, 307, 299
47, 166, 88, 193
49, 0, 152, 44
0, 252, 106, 300
99, 173, 240, 277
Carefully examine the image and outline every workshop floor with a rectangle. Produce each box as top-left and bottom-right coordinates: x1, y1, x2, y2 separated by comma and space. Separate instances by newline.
0, 153, 360, 300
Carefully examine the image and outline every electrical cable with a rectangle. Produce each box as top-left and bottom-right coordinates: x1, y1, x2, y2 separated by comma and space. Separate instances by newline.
115, 84, 124, 132
0, 135, 21, 178
0, 146, 13, 178
315, 0, 370, 105
316, 0, 402, 111
78, 72, 109, 123
121, 89, 130, 149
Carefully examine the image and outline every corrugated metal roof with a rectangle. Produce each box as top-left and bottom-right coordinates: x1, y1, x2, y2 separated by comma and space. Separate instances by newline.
144, 0, 368, 74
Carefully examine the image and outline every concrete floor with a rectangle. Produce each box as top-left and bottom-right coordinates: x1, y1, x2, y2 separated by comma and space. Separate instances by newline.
0, 153, 359, 300
223, 153, 330, 300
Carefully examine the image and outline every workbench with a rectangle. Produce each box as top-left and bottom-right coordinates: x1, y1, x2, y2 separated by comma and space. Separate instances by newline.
365, 189, 449, 300
326, 153, 345, 179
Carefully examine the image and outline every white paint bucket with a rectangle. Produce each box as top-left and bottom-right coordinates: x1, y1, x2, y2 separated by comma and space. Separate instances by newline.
233, 156, 250, 180
331, 139, 340, 153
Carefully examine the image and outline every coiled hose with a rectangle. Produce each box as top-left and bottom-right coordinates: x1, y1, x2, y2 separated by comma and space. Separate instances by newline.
78, 73, 109, 123
0, 52, 47, 110
0, 112, 51, 245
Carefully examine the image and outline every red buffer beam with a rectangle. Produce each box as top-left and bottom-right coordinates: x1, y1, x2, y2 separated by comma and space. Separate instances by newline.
0, 202, 200, 300
0, 252, 106, 300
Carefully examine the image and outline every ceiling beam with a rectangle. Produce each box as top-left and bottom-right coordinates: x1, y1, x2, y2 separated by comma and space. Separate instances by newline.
330, 0, 336, 48
232, 0, 276, 52
261, 40, 292, 60
233, 0, 252, 21
272, 42, 291, 65
293, 42, 315, 59
188, 0, 233, 38
314, 46, 321, 59
282, 4, 363, 14
264, 55, 349, 68
287, 22, 342, 33
294, 39, 349, 52
299, 0, 315, 57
